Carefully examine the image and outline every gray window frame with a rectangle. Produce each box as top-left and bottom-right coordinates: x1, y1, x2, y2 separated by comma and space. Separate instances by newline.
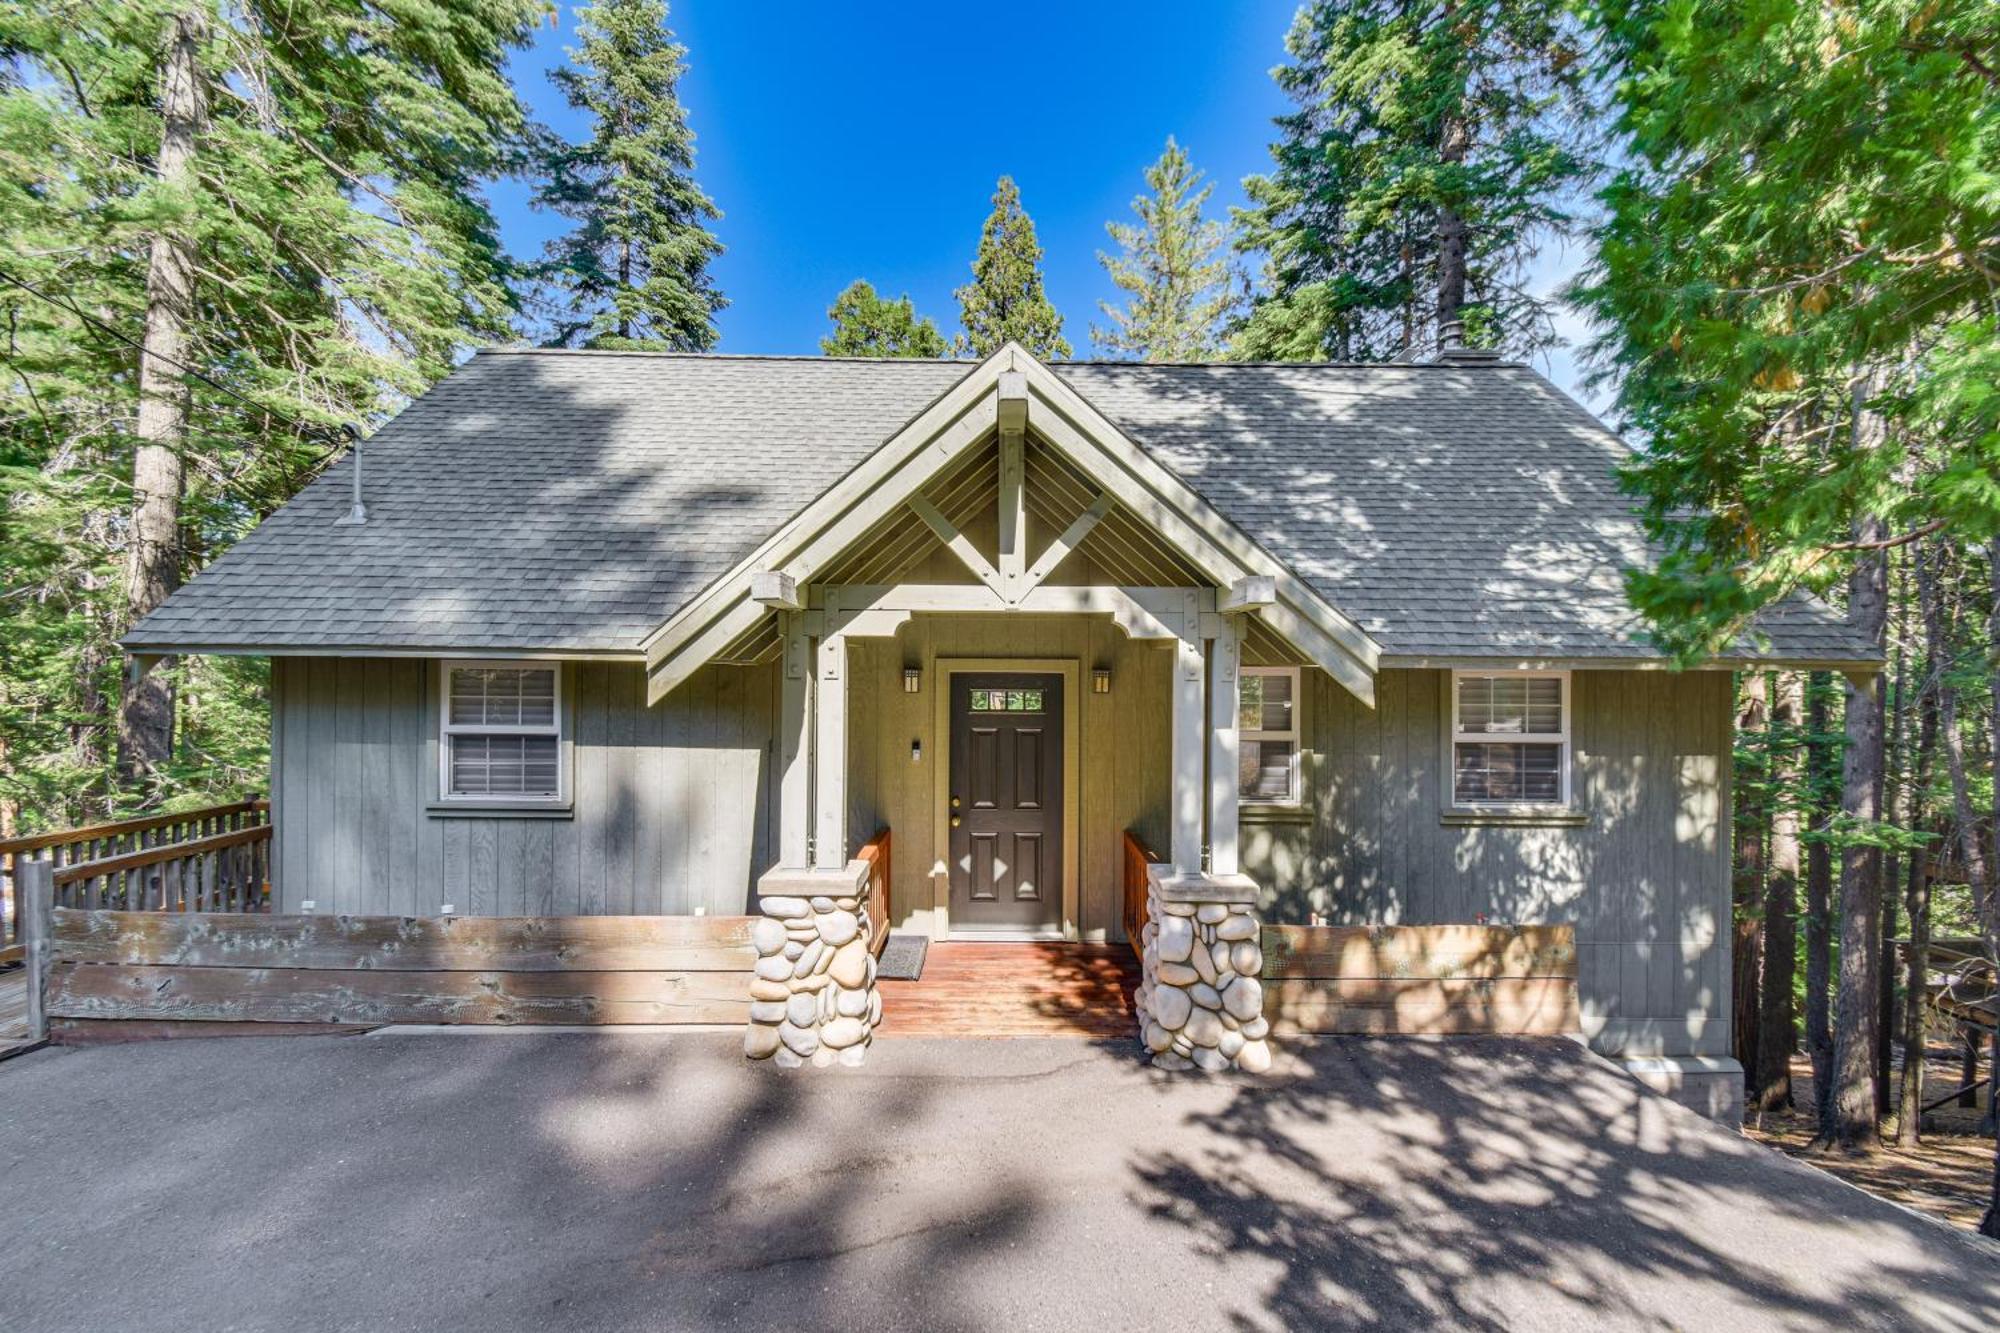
435, 659, 571, 810
1446, 669, 1573, 813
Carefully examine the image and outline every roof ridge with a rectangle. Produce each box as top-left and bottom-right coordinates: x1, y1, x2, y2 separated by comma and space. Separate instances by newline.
478, 346, 1531, 371
478, 347, 969, 364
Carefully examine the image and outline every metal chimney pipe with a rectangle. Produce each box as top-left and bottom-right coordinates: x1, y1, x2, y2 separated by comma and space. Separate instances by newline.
333, 423, 367, 526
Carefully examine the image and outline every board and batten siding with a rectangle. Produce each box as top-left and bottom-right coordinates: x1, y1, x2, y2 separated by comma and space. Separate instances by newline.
844, 614, 1173, 943
269, 657, 778, 917
1242, 667, 1732, 1061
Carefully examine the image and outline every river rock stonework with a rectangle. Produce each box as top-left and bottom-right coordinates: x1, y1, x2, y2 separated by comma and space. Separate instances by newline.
745, 862, 881, 1068
1133, 865, 1271, 1072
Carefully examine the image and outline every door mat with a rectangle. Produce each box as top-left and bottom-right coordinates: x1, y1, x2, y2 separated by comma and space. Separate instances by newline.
876, 933, 929, 981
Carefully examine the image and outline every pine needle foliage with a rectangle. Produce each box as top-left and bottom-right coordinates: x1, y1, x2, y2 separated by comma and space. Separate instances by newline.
0, 0, 541, 827
820, 281, 948, 358
955, 176, 1070, 360
1093, 137, 1239, 361
1234, 0, 1594, 361
531, 0, 724, 350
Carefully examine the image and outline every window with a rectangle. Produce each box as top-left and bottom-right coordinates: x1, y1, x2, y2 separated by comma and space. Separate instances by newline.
970, 687, 1044, 713
1238, 666, 1300, 805
440, 662, 563, 802
1451, 671, 1569, 807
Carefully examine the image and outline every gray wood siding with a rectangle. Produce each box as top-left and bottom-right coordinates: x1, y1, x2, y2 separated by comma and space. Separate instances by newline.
1242, 667, 1732, 1060
271, 652, 1727, 1059
270, 657, 777, 917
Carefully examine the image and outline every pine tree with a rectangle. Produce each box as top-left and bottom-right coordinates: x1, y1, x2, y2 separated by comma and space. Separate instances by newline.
955, 177, 1069, 360
1234, 0, 1592, 361
533, 0, 723, 350
1577, 0, 1999, 1163
820, 281, 948, 358
0, 0, 540, 822
1093, 138, 1237, 361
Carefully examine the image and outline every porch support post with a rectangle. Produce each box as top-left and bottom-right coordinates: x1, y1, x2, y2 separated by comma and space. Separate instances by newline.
1170, 594, 1205, 872
1206, 614, 1240, 877
746, 858, 881, 1068
777, 611, 811, 868
813, 630, 849, 869
1133, 865, 1269, 1072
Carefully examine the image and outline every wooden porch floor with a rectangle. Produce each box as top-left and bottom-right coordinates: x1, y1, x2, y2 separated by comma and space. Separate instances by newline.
876, 942, 1141, 1038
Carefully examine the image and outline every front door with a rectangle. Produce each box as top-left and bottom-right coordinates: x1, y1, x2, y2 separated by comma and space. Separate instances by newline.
948, 672, 1063, 935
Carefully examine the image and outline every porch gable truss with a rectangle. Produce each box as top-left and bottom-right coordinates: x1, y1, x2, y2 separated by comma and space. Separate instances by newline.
641, 343, 1381, 707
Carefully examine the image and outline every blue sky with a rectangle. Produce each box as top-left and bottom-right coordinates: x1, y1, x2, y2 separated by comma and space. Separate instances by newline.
490, 1, 1600, 406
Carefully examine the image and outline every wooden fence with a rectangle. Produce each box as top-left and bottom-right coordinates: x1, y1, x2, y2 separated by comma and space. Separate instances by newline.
41, 909, 757, 1037
2, 800, 271, 961
1260, 923, 1579, 1035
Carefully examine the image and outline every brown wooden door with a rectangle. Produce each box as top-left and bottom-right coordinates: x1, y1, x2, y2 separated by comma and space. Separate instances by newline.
948, 672, 1063, 935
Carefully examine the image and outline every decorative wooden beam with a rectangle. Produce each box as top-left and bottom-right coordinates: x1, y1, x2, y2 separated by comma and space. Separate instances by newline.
906, 494, 1005, 593
826, 583, 1182, 640
750, 570, 803, 612
1171, 592, 1205, 872
997, 426, 1026, 591
777, 612, 811, 868
996, 369, 1029, 434
1207, 617, 1240, 876
1018, 492, 1110, 599
1218, 574, 1276, 614
813, 632, 849, 869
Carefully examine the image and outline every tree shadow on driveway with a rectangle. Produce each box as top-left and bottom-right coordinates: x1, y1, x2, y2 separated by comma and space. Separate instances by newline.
1128, 1035, 2000, 1330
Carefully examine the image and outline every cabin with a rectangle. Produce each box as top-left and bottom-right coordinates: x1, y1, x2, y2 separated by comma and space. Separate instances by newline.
112, 342, 1876, 1119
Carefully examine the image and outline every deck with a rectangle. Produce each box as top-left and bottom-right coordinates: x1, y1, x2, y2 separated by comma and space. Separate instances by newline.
876, 941, 1140, 1038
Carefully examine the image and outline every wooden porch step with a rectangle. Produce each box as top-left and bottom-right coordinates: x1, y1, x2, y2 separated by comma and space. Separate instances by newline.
876, 942, 1140, 1038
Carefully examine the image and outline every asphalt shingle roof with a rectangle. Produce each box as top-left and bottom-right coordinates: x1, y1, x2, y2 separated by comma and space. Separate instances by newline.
126, 349, 1873, 664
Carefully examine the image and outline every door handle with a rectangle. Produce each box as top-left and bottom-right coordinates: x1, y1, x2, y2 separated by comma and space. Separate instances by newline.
950, 795, 961, 809
950, 815, 962, 828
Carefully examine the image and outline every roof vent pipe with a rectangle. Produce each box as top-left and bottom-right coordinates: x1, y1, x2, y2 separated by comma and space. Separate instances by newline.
1436, 317, 1465, 353
333, 423, 367, 526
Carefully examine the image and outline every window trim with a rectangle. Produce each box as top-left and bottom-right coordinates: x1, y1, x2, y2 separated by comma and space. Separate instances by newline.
1238, 665, 1302, 808
437, 659, 569, 808
1448, 669, 1572, 812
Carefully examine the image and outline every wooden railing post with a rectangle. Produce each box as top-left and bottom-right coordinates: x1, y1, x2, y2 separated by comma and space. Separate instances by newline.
19, 858, 52, 1043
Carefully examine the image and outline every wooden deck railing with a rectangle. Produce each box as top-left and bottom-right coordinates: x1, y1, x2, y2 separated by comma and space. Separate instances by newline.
857, 828, 892, 955
1121, 829, 1162, 953
1, 800, 272, 961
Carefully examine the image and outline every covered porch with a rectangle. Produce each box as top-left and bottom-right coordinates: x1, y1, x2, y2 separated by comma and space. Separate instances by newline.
634, 349, 1379, 1067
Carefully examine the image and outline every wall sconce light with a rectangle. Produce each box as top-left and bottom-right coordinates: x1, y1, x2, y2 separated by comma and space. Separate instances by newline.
1092, 668, 1112, 695
902, 667, 922, 694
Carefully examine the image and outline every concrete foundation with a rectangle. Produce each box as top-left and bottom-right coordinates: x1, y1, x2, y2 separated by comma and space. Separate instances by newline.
1618, 1055, 1745, 1125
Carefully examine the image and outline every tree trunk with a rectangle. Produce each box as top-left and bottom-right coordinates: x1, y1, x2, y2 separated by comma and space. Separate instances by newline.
1895, 688, 1936, 1148
1982, 537, 2000, 1240
1733, 673, 1769, 1084
1877, 604, 1905, 1119
1433, 20, 1470, 351
117, 6, 208, 784
1753, 672, 1804, 1116
1806, 672, 1837, 1129
1820, 509, 1889, 1154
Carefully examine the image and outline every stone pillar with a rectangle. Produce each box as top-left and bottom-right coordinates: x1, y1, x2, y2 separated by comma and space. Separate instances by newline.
744, 860, 881, 1068
1134, 864, 1271, 1072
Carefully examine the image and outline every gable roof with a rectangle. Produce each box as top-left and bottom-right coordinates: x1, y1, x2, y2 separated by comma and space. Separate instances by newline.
124, 346, 1877, 669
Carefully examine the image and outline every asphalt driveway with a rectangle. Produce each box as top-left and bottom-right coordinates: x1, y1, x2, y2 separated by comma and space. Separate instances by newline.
1, 1031, 1994, 1332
